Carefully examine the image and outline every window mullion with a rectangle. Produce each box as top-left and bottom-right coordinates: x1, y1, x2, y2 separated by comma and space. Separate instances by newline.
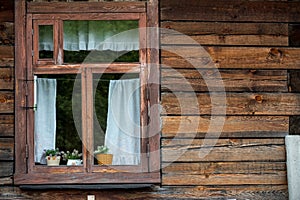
83, 67, 94, 173
55, 19, 63, 65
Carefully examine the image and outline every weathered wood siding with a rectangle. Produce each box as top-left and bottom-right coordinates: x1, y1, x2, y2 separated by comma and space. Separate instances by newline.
0, 0, 14, 188
160, 0, 300, 198
1, 0, 300, 199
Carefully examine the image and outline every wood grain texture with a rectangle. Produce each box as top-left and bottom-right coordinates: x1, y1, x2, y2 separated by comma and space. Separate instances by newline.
28, 2, 146, 13
0, 115, 14, 137
0, 92, 14, 114
14, 0, 27, 175
0, 0, 14, 22
161, 33, 288, 46
14, 172, 160, 185
0, 185, 288, 199
162, 162, 286, 175
162, 162, 286, 186
0, 46, 14, 67
147, 0, 160, 172
162, 138, 285, 162
0, 162, 13, 178
0, 138, 14, 161
0, 67, 14, 90
162, 172, 286, 185
161, 22, 288, 36
161, 47, 300, 69
161, 0, 300, 22
162, 69, 288, 92
162, 92, 300, 115
162, 116, 289, 138
0, 22, 14, 45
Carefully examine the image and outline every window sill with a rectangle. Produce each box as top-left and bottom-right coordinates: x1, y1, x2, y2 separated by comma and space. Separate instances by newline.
14, 171, 160, 185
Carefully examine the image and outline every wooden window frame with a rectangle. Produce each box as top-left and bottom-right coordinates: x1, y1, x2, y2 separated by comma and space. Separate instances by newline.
14, 1, 160, 185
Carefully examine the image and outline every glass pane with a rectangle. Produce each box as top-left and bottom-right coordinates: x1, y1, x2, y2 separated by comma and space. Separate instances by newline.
39, 25, 54, 59
93, 73, 140, 166
34, 74, 82, 166
63, 20, 139, 63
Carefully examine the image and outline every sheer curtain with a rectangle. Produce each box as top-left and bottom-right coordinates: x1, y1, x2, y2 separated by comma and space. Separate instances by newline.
104, 79, 140, 165
34, 77, 57, 163
39, 21, 139, 51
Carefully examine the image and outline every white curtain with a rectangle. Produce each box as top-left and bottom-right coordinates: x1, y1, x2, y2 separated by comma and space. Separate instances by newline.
34, 77, 57, 163
39, 21, 139, 51
104, 79, 140, 165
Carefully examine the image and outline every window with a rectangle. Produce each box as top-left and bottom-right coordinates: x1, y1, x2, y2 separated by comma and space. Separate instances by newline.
15, 1, 160, 185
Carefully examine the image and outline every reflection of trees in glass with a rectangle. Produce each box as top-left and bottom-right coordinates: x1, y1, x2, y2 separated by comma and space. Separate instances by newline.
55, 75, 82, 152
64, 50, 139, 63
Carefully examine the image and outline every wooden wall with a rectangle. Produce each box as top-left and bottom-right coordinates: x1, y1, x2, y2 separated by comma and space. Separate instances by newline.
1, 0, 300, 199
0, 0, 15, 190
160, 0, 300, 199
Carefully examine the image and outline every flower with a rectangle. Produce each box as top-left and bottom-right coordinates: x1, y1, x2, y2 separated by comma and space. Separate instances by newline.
63, 149, 82, 160
94, 145, 109, 155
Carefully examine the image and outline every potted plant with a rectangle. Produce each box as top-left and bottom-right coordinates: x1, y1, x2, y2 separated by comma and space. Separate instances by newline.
94, 145, 113, 165
44, 148, 61, 166
64, 149, 82, 166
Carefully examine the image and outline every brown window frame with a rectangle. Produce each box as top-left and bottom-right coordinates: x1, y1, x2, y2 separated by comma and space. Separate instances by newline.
14, 1, 160, 185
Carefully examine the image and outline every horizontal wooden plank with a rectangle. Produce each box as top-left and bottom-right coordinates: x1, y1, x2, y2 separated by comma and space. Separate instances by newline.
155, 185, 288, 200
0, 67, 14, 90
0, 177, 12, 185
161, 47, 300, 69
162, 92, 300, 115
0, 185, 288, 199
162, 116, 289, 138
0, 22, 14, 45
162, 69, 288, 92
161, 0, 300, 22
162, 162, 287, 186
0, 138, 14, 161
161, 34, 288, 46
27, 2, 146, 13
0, 115, 14, 137
162, 162, 286, 175
162, 172, 286, 186
0, 161, 13, 178
162, 138, 286, 162
161, 22, 289, 36
0, 46, 14, 67
0, 1, 14, 22
14, 172, 159, 185
0, 92, 14, 114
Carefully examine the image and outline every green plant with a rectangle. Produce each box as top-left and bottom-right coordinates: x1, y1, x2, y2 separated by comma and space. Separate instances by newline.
44, 148, 61, 157
94, 145, 109, 155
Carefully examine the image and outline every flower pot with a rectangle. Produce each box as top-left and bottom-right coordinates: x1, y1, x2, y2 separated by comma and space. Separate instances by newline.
67, 159, 82, 166
46, 156, 61, 166
96, 154, 113, 165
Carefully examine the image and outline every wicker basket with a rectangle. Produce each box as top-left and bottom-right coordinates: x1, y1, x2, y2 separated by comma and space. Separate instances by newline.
96, 154, 113, 165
